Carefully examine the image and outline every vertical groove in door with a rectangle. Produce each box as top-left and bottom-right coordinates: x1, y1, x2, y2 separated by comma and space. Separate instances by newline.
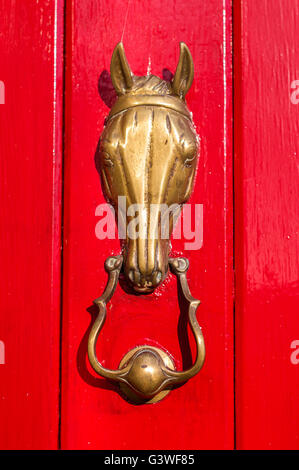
233, 0, 242, 450
232, 0, 237, 451
58, 0, 68, 450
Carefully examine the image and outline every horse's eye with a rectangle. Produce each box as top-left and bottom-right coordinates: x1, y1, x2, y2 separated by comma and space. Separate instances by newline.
183, 154, 195, 168
182, 141, 197, 168
102, 152, 114, 168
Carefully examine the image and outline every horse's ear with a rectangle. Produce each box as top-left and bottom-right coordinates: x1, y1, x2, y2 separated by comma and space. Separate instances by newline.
172, 42, 194, 98
110, 42, 133, 95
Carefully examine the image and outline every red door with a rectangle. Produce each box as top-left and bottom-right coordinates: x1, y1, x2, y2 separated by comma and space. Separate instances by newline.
60, 0, 233, 450
0, 0, 298, 450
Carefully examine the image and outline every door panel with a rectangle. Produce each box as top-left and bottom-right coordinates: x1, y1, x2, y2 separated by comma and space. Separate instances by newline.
1, 0, 298, 450
61, 0, 233, 449
0, 0, 64, 449
235, 0, 299, 449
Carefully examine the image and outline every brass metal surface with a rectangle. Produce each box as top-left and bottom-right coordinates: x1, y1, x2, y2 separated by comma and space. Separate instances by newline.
108, 94, 192, 120
88, 43, 205, 402
88, 256, 205, 403
119, 346, 175, 404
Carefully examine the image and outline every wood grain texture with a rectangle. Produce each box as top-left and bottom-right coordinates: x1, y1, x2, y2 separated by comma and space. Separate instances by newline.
235, 0, 299, 449
0, 0, 64, 449
61, 0, 233, 449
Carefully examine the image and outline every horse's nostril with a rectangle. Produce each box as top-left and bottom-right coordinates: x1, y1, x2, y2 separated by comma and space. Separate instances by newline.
128, 270, 135, 284
133, 270, 141, 285
153, 271, 162, 285
128, 269, 141, 285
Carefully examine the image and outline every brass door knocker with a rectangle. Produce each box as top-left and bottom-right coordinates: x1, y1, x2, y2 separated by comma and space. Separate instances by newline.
88, 42, 205, 403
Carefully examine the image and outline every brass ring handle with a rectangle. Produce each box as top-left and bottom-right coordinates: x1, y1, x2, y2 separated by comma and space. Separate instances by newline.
88, 256, 205, 403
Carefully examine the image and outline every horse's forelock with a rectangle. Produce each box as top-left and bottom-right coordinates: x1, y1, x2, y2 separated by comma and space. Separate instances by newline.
129, 75, 172, 96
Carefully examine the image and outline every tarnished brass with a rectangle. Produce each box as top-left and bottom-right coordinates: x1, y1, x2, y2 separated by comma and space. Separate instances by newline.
88, 43, 205, 402
96, 42, 198, 292
88, 256, 205, 403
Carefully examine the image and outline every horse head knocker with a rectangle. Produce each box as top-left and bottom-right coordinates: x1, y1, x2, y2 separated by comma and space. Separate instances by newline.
88, 43, 205, 404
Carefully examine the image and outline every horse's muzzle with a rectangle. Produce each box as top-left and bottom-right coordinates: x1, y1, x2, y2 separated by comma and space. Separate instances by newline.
123, 238, 169, 293
127, 268, 163, 293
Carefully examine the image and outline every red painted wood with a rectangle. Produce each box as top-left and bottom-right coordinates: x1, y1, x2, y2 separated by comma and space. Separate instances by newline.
61, 0, 233, 450
0, 0, 64, 449
235, 0, 299, 450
